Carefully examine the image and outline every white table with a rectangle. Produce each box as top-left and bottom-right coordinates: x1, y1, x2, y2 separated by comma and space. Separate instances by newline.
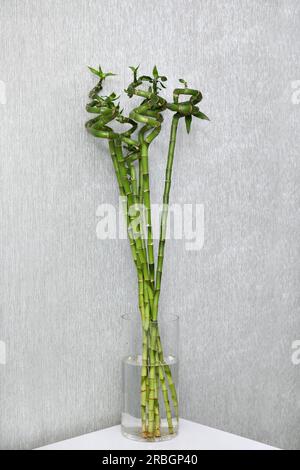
38, 419, 277, 450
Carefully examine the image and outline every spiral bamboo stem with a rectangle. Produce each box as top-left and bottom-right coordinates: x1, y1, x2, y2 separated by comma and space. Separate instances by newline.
85, 65, 208, 440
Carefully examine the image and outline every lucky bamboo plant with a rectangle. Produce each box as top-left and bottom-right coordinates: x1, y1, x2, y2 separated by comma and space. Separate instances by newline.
85, 65, 208, 440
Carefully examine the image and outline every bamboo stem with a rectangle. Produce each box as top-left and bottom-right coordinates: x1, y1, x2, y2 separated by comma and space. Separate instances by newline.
153, 114, 180, 320
139, 129, 155, 289
157, 334, 179, 421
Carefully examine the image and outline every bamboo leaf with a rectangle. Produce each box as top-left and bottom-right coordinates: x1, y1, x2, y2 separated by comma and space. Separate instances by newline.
88, 66, 116, 79
88, 66, 101, 77
153, 65, 159, 79
129, 65, 139, 73
185, 115, 192, 133
129, 65, 139, 81
194, 111, 210, 121
104, 72, 116, 77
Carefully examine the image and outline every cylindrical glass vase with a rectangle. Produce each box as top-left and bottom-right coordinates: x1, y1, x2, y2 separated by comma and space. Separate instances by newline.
121, 314, 179, 441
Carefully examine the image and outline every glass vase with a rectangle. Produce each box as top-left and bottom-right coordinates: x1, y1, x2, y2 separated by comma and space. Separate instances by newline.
121, 314, 179, 441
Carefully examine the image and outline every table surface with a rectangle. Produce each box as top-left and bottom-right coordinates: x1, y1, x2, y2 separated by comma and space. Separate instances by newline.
38, 419, 277, 450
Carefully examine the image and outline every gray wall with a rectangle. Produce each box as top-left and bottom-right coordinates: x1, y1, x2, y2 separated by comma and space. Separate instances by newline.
0, 0, 299, 450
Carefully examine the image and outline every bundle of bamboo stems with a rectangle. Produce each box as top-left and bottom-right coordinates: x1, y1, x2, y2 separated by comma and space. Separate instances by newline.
85, 65, 208, 439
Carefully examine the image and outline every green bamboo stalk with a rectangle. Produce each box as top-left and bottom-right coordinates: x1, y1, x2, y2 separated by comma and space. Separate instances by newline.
108, 140, 138, 266
154, 362, 161, 437
154, 328, 175, 434
141, 326, 148, 436
157, 334, 178, 421
158, 361, 174, 433
139, 129, 155, 288
147, 323, 158, 437
153, 114, 180, 320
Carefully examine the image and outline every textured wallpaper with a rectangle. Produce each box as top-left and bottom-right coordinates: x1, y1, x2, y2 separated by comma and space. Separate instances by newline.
0, 0, 299, 449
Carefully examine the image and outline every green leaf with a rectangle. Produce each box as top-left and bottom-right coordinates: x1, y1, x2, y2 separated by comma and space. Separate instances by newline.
129, 65, 139, 73
153, 65, 159, 79
88, 66, 116, 79
129, 65, 139, 81
160, 76, 167, 82
179, 78, 188, 87
185, 115, 192, 134
194, 111, 210, 121
88, 66, 101, 77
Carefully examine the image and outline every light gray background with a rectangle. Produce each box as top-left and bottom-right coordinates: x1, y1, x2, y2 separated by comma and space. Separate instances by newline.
0, 0, 299, 450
